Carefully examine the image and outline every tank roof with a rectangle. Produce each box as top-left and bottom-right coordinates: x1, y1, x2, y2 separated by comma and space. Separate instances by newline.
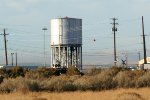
56, 16, 82, 20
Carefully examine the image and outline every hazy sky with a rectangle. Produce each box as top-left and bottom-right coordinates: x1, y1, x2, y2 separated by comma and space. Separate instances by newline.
0, 0, 150, 66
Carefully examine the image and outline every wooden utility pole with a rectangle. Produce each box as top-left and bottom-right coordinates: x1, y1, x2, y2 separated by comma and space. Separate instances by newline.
138, 52, 141, 61
142, 16, 147, 64
0, 29, 9, 66
111, 18, 118, 66
16, 52, 17, 67
125, 53, 128, 68
11, 53, 14, 66
42, 27, 47, 67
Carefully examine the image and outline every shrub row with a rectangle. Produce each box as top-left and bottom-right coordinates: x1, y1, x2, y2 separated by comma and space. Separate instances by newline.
0, 66, 80, 79
0, 67, 150, 93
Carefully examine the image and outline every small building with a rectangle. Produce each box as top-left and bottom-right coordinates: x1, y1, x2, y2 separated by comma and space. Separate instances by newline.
0, 66, 3, 68
138, 57, 150, 69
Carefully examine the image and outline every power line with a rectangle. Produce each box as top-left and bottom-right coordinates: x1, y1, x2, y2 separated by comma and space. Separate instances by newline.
9, 43, 43, 49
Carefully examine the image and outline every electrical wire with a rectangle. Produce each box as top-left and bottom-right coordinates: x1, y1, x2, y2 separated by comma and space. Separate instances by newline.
0, 17, 149, 65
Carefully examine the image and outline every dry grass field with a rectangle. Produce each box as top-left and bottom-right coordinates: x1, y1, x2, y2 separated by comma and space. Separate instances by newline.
1, 67, 150, 100
0, 88, 150, 100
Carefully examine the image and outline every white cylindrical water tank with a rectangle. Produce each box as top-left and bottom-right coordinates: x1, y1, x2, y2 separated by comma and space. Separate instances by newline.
51, 17, 82, 45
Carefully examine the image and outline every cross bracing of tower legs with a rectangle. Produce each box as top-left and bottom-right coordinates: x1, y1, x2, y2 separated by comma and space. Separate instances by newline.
51, 44, 82, 70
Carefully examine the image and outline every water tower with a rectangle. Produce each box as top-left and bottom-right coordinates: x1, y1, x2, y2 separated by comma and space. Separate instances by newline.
50, 17, 82, 70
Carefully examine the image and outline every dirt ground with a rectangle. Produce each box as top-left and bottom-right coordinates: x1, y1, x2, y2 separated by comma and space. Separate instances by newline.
0, 88, 150, 100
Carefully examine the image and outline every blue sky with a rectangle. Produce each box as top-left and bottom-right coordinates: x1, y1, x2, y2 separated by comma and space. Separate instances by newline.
0, 0, 150, 66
